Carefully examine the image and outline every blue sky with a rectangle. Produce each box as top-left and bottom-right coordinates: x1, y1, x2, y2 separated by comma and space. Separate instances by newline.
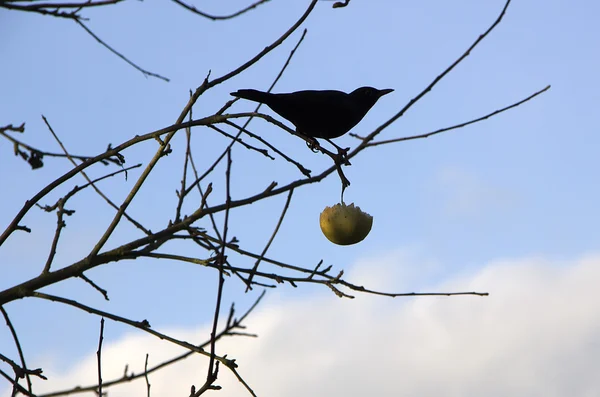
1, 0, 600, 396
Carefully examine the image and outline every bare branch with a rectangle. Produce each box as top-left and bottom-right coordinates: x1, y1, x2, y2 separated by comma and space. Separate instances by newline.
0, 0, 125, 19
223, 120, 311, 177
144, 354, 151, 397
37, 292, 265, 397
96, 318, 105, 397
208, 124, 274, 159
197, 149, 233, 396
246, 189, 294, 289
0, 368, 37, 397
85, 2, 316, 260
41, 197, 69, 273
175, 0, 317, 126
31, 292, 237, 368
171, 0, 270, 21
365, 85, 551, 147
42, 115, 151, 237
347, 0, 514, 159
181, 29, 308, 201
0, 123, 124, 169
79, 273, 110, 300
0, 122, 25, 133
1, 307, 33, 392
0, 1, 529, 396
75, 19, 170, 82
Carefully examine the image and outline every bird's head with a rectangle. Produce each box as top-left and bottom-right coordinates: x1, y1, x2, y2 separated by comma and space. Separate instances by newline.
350, 86, 394, 107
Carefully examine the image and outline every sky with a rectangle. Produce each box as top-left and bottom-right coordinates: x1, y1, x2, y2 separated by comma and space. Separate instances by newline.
1, 0, 600, 396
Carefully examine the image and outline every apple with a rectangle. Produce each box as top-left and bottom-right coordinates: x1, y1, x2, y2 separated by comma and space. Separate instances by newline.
319, 203, 373, 245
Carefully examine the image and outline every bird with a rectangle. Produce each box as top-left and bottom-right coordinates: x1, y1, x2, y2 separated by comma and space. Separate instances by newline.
230, 86, 393, 154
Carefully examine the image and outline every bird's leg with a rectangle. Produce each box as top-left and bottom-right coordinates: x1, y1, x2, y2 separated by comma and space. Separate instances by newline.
293, 128, 320, 153
305, 137, 321, 153
296, 130, 351, 173
308, 141, 351, 189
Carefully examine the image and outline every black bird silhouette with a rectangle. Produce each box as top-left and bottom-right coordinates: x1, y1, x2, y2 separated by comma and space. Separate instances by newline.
230, 87, 393, 154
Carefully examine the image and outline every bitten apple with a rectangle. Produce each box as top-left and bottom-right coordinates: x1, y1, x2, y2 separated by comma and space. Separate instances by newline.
319, 203, 373, 245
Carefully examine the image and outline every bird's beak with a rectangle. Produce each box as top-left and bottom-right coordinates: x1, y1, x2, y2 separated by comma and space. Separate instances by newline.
378, 88, 394, 97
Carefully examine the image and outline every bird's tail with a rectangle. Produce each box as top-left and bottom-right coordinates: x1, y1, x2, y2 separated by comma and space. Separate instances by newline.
230, 89, 271, 103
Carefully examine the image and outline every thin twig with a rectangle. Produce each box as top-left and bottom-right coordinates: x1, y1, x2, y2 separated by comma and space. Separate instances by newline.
79, 273, 110, 300
0, 352, 45, 381
1, 127, 123, 168
41, 198, 69, 273
0, 123, 25, 134
347, 0, 514, 160
40, 163, 142, 212
135, 250, 488, 298
175, 92, 195, 223
84, 2, 315, 261
182, 29, 308, 201
366, 85, 551, 147
0, 368, 36, 397
42, 115, 151, 237
31, 292, 235, 367
0, 307, 32, 392
0, 0, 124, 18
223, 120, 311, 177
185, 149, 226, 251
74, 20, 169, 82
246, 189, 294, 289
0, 114, 298, 246
171, 0, 270, 21
175, 0, 316, 127
96, 318, 105, 397
37, 292, 265, 397
199, 149, 233, 395
144, 354, 151, 397
208, 124, 274, 159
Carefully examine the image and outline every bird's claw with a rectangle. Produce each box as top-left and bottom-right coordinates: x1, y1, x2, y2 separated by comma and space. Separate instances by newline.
306, 139, 321, 153
306, 138, 350, 166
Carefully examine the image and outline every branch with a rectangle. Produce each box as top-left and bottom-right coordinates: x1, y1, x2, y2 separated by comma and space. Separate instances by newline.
0, 0, 125, 19
0, 122, 25, 133
31, 292, 236, 367
38, 163, 143, 274
365, 85, 551, 147
42, 115, 151, 238
223, 120, 311, 177
86, 0, 316, 260
0, 123, 124, 169
133, 250, 488, 299
144, 354, 151, 397
194, 149, 233, 396
181, 29, 308, 201
175, 0, 317, 125
0, 368, 37, 397
1, 306, 34, 392
96, 318, 105, 397
75, 19, 170, 82
171, 0, 270, 21
347, 0, 514, 159
37, 291, 265, 397
246, 189, 294, 289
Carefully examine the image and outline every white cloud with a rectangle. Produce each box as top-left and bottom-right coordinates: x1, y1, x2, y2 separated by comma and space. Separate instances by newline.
3, 252, 600, 397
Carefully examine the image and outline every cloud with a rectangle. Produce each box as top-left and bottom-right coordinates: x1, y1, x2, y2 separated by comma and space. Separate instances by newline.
3, 252, 600, 397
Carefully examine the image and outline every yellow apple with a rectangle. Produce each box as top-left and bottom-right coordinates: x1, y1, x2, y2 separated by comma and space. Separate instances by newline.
319, 203, 373, 245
